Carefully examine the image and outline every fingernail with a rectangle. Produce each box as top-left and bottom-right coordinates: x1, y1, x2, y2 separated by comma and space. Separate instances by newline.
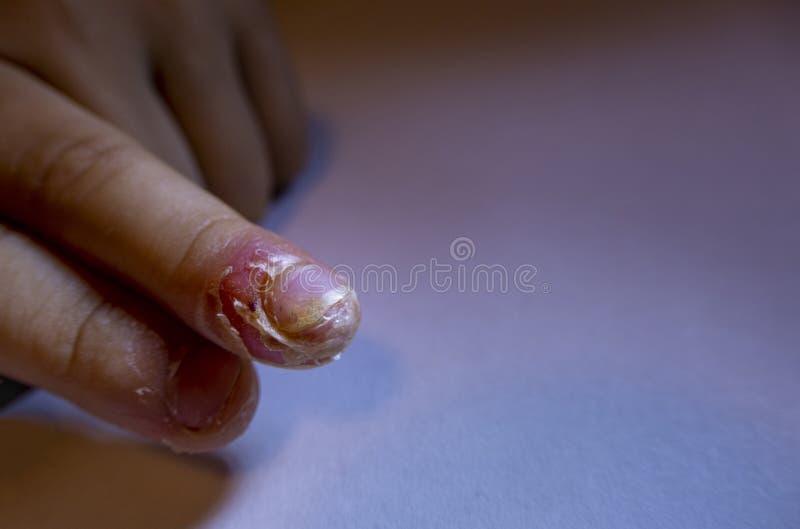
211, 238, 361, 368
167, 347, 242, 431
266, 264, 361, 364
269, 264, 350, 333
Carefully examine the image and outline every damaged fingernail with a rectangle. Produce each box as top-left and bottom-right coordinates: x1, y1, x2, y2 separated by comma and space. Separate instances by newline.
269, 264, 350, 334
210, 239, 361, 368
167, 346, 242, 431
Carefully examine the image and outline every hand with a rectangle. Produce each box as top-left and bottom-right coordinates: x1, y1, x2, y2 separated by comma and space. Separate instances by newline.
0, 0, 360, 452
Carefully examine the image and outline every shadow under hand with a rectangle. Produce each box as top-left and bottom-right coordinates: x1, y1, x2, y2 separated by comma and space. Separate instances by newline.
237, 334, 401, 467
279, 334, 400, 419
0, 419, 230, 529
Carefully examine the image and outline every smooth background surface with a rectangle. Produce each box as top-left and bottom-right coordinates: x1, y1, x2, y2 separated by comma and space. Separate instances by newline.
3, 1, 799, 527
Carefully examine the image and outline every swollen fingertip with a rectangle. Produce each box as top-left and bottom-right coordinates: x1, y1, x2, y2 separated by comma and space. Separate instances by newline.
208, 234, 361, 368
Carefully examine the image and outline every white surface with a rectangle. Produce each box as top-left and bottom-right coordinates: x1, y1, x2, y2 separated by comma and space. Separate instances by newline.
4, 2, 799, 527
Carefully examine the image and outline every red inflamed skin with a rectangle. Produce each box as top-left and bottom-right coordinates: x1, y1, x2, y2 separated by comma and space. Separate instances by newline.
208, 233, 361, 368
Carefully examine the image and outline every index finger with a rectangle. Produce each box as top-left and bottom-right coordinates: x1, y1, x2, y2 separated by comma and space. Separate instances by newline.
0, 62, 360, 368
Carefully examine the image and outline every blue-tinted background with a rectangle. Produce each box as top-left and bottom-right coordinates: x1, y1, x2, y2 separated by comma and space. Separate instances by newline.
3, 1, 798, 527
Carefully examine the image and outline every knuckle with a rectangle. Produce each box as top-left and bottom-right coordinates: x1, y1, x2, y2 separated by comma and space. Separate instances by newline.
170, 215, 238, 283
18, 133, 137, 212
62, 298, 106, 379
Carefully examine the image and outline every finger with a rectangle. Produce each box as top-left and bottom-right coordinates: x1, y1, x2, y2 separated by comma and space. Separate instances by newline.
153, 20, 271, 220
0, 224, 257, 452
236, 4, 309, 190
0, 61, 360, 369
0, 6, 204, 185
41, 64, 205, 186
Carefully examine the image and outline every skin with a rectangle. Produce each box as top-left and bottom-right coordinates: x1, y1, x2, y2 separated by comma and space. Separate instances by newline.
0, 0, 359, 452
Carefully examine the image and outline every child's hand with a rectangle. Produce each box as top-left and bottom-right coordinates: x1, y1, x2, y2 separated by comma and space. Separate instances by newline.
0, 0, 360, 452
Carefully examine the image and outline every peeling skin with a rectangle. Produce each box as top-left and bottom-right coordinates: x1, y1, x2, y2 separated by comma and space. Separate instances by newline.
207, 239, 361, 368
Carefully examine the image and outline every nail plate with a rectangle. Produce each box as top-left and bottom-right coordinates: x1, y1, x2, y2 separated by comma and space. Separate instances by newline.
167, 346, 242, 431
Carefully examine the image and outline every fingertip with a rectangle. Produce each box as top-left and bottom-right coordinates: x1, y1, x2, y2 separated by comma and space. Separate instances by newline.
162, 351, 259, 453
206, 231, 362, 369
